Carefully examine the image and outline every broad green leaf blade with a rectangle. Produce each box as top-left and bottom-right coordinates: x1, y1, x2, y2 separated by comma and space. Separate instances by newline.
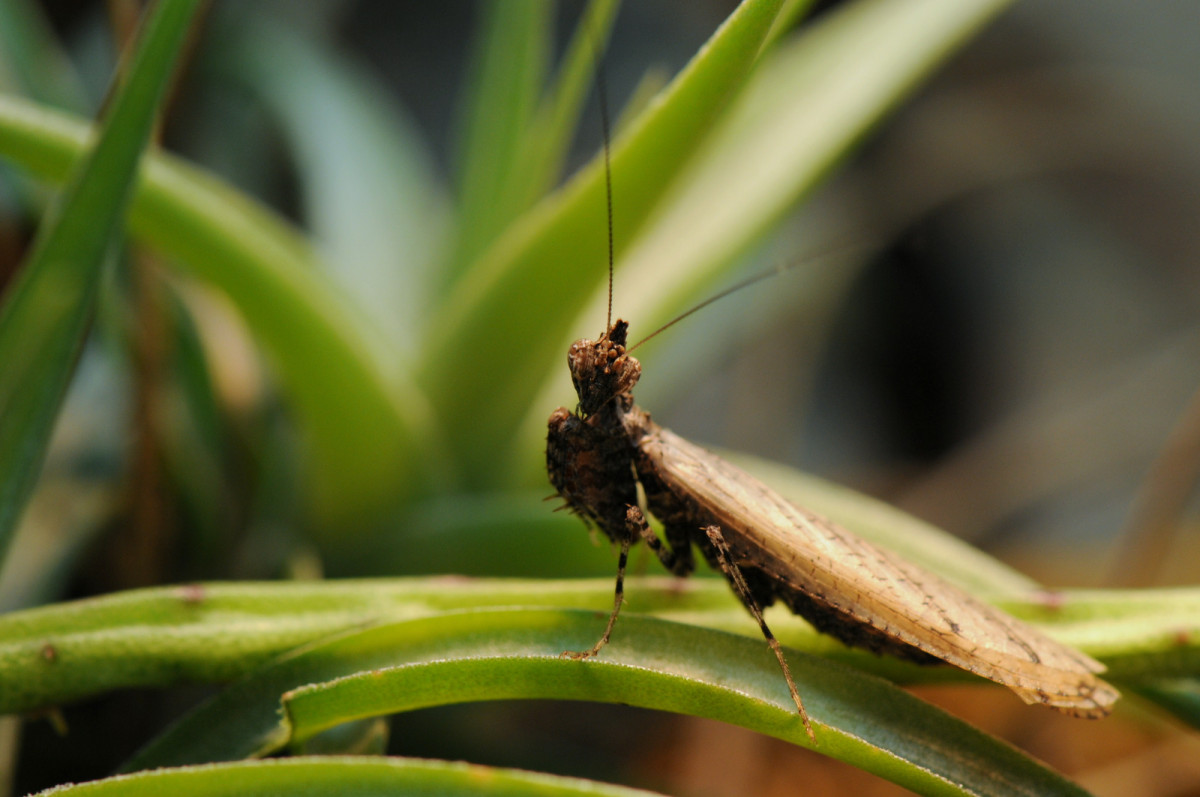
125, 609, 1091, 797
33, 757, 666, 797
419, 0, 786, 487
0, 95, 439, 529
5, 576, 1181, 718
445, 1, 552, 283
511, 0, 1017, 474
0, 0, 201, 566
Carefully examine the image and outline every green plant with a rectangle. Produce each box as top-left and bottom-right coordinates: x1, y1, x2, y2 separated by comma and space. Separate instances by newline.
1, 1, 1197, 795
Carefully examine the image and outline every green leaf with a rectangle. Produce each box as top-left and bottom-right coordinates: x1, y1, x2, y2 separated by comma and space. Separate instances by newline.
511, 0, 622, 214
205, 6, 448, 345
419, 0, 787, 486
31, 756, 666, 797
446, 1, 553, 283
5, 576, 1187, 718
0, 95, 438, 531
0, 0, 201, 566
0, 579, 721, 716
124, 609, 1091, 797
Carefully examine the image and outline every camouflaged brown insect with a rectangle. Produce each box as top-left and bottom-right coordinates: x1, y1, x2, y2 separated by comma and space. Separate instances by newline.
546, 319, 1119, 740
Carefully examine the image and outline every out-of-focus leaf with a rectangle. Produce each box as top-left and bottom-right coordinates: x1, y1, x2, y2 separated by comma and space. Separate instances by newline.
0, 0, 201, 566
420, 0, 786, 487
445, 1, 552, 283
297, 717, 388, 757
510, 0, 621, 213
0, 0, 87, 110
1136, 678, 1200, 730
0, 95, 440, 531
157, 285, 236, 573
207, 6, 447, 344
353, 447, 1041, 591
612, 0, 1015, 337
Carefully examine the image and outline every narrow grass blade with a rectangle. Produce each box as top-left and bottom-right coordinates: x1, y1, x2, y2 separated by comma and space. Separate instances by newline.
445, 2, 552, 282
0, 0, 201, 566
511, 0, 622, 214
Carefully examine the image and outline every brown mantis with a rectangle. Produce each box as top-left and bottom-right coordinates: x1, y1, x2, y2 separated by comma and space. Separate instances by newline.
546, 316, 1118, 740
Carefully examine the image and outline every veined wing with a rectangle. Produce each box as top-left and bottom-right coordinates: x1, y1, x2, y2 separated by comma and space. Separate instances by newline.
642, 427, 1119, 717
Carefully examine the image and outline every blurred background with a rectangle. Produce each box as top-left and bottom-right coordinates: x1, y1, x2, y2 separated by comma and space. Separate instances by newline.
2, 1, 1199, 795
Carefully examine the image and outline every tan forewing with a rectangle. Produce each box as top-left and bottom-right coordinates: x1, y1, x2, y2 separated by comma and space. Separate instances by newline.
641, 427, 1118, 717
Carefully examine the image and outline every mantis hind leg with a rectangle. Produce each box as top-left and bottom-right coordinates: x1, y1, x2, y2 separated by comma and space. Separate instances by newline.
705, 525, 816, 743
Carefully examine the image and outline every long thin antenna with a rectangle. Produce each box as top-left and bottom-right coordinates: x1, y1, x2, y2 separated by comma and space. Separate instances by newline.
591, 23, 615, 331
628, 239, 879, 353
